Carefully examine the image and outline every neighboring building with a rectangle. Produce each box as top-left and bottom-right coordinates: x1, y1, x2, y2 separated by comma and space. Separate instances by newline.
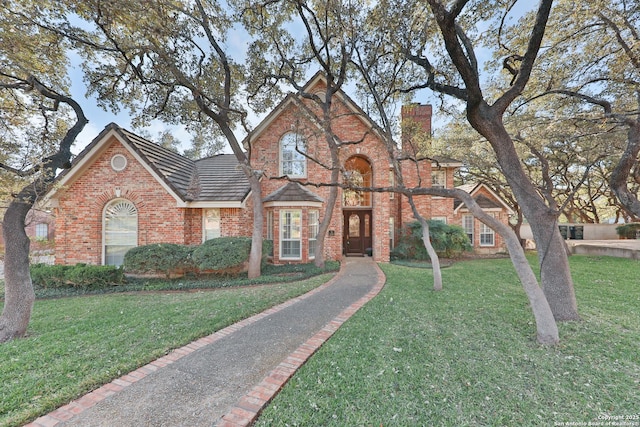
453, 183, 514, 253
0, 206, 55, 253
45, 74, 511, 267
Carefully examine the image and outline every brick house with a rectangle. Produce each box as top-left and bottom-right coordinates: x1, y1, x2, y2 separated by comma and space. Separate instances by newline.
0, 206, 55, 253
45, 74, 510, 266
454, 183, 514, 253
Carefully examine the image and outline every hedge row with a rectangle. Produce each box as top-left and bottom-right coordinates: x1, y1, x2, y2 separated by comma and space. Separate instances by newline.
124, 237, 274, 278
29, 237, 274, 288
30, 264, 125, 289
616, 223, 640, 239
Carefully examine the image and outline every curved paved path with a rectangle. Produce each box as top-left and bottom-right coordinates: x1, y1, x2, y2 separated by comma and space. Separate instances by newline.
26, 257, 385, 427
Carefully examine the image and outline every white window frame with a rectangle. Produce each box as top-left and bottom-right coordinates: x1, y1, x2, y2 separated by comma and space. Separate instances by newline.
266, 210, 274, 241
431, 216, 447, 224
463, 214, 474, 245
431, 170, 446, 189
480, 219, 495, 247
280, 132, 307, 178
35, 223, 49, 240
203, 208, 221, 241
280, 210, 302, 260
111, 154, 128, 172
308, 210, 319, 259
389, 217, 395, 249
103, 199, 138, 266
389, 170, 395, 199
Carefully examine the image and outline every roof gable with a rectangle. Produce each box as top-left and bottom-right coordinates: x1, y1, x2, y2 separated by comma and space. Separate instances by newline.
453, 183, 514, 214
246, 72, 384, 147
264, 182, 324, 205
46, 123, 250, 206
117, 127, 197, 200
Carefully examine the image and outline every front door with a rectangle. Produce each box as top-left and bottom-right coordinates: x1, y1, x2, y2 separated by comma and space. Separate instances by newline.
343, 210, 372, 256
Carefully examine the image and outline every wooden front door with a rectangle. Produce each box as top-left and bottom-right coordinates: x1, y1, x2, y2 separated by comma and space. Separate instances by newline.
343, 210, 372, 256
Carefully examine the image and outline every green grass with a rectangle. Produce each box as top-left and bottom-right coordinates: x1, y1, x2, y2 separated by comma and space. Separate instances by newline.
255, 255, 640, 426
0, 273, 334, 427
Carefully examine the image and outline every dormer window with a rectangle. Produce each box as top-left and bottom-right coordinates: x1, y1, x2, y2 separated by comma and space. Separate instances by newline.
280, 132, 307, 178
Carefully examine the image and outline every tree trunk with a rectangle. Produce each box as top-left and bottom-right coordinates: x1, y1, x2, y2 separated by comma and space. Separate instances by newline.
216, 123, 263, 279
418, 217, 442, 291
450, 189, 559, 345
315, 100, 342, 269
247, 175, 263, 279
0, 200, 36, 343
468, 105, 579, 321
610, 122, 640, 218
408, 195, 442, 291
314, 183, 339, 269
500, 220, 559, 345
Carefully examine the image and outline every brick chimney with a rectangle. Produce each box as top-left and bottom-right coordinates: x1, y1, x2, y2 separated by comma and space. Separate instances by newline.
401, 103, 432, 155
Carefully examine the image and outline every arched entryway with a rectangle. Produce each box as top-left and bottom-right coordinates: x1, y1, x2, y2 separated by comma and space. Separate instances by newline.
343, 156, 373, 256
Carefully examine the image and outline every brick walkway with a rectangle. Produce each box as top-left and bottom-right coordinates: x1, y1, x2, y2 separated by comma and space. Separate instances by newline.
25, 257, 385, 427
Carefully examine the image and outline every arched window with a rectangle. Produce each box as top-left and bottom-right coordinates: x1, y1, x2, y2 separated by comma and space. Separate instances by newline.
103, 199, 138, 266
343, 156, 372, 207
280, 132, 307, 178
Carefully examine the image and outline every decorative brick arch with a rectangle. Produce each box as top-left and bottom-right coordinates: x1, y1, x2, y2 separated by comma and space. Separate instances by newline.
94, 189, 147, 211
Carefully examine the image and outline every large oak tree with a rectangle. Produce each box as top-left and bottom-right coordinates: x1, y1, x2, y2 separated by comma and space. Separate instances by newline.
362, 0, 579, 320
0, 2, 88, 341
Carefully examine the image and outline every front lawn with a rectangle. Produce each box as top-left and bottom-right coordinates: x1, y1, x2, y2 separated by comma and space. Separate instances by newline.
255, 255, 640, 426
0, 272, 335, 427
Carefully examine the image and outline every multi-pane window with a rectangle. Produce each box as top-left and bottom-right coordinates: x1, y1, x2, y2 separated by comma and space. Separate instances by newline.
431, 217, 447, 224
204, 208, 221, 241
35, 223, 48, 240
463, 215, 474, 244
480, 215, 495, 246
431, 170, 446, 188
104, 199, 137, 266
280, 133, 306, 177
308, 210, 319, 259
280, 210, 302, 259
343, 156, 372, 207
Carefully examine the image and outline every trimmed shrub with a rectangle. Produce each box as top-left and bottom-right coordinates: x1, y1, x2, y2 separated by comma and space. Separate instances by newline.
124, 243, 194, 277
391, 220, 472, 260
30, 263, 125, 289
192, 237, 252, 274
262, 239, 274, 265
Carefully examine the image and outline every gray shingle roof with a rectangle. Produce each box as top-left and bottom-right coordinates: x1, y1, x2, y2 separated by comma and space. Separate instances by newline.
194, 155, 251, 201
56, 123, 250, 204
118, 128, 197, 200
117, 127, 250, 203
264, 182, 324, 203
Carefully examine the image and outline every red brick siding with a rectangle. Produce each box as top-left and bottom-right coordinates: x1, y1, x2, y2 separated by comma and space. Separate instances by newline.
252, 86, 395, 262
55, 138, 191, 265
